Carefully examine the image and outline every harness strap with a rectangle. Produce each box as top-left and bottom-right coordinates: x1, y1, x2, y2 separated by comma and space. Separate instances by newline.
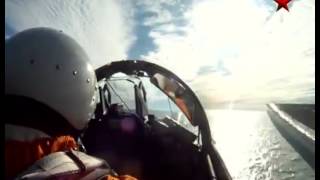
66, 150, 87, 172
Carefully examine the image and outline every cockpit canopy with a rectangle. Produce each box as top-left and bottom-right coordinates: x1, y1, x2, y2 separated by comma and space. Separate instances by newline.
95, 60, 209, 132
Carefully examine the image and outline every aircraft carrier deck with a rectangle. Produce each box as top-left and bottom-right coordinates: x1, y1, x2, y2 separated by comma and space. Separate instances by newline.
266, 103, 315, 169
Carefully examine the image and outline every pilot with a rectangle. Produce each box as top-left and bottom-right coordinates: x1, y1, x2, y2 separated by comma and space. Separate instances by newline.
5, 27, 137, 180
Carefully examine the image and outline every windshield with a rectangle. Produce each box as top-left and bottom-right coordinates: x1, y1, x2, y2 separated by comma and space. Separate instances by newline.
6, 0, 314, 179
106, 74, 136, 112
103, 73, 197, 134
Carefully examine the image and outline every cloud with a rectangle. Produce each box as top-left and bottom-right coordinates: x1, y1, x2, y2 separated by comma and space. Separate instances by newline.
143, 9, 173, 26
5, 0, 135, 68
5, 0, 314, 108
141, 0, 315, 107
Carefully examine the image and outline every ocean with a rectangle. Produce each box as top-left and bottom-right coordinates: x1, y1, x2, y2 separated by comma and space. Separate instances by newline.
206, 109, 315, 180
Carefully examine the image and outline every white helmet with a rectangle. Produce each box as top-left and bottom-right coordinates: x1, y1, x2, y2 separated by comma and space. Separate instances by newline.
5, 27, 98, 130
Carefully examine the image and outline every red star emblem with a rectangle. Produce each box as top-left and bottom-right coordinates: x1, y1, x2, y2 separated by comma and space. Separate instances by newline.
274, 0, 292, 11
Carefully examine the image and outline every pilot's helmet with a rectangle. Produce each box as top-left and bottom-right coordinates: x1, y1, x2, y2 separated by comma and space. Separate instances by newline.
5, 27, 98, 131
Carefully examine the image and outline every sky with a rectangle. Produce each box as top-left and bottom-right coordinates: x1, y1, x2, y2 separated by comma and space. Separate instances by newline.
5, 0, 315, 109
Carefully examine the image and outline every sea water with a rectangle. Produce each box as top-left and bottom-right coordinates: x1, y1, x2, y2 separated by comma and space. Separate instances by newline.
206, 109, 315, 180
